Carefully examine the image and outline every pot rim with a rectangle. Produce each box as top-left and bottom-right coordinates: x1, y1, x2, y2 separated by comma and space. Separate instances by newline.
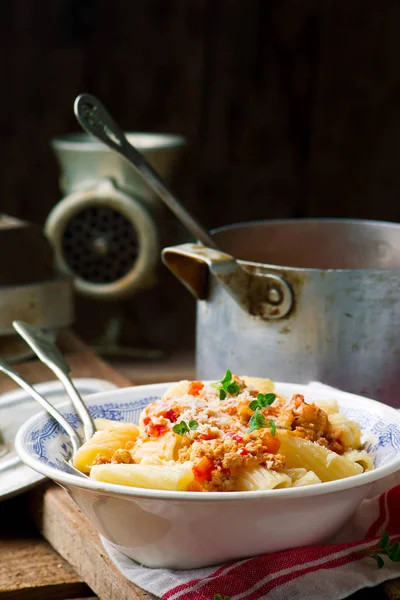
210, 217, 400, 273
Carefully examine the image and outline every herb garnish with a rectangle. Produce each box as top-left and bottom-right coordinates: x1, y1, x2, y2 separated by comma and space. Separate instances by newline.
249, 393, 276, 412
248, 410, 276, 435
370, 531, 400, 568
211, 370, 241, 400
248, 409, 267, 432
214, 595, 231, 600
172, 420, 199, 435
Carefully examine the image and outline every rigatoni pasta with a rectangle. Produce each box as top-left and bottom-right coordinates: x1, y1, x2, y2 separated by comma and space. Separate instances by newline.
236, 466, 292, 491
73, 419, 139, 474
90, 462, 194, 491
131, 432, 179, 463
73, 371, 374, 492
327, 413, 361, 449
344, 449, 375, 472
276, 431, 363, 482
292, 470, 321, 487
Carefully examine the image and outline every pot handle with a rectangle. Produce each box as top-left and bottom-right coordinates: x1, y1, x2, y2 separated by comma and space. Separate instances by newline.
162, 243, 293, 320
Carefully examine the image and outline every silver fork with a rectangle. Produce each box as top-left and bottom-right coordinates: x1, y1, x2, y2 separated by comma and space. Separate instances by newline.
13, 321, 96, 442
0, 359, 88, 478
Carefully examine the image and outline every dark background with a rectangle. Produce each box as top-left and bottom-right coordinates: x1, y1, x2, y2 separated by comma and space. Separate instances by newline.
1, 0, 400, 355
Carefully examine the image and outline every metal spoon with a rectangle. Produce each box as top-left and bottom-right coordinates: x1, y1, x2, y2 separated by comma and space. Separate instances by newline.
74, 93, 219, 250
0, 359, 88, 478
12, 321, 96, 442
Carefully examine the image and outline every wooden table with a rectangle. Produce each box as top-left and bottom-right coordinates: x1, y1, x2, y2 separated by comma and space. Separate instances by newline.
0, 331, 399, 600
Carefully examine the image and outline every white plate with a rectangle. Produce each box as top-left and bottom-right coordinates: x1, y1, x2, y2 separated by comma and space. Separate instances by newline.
0, 377, 117, 501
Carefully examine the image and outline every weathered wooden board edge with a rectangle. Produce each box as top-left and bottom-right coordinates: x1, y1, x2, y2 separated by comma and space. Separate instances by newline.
31, 486, 152, 600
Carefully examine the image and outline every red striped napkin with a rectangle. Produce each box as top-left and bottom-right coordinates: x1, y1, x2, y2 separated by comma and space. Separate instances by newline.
101, 474, 400, 599
100, 383, 400, 599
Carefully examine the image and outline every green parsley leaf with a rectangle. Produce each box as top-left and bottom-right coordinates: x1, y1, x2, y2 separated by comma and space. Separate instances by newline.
173, 420, 199, 435
258, 393, 276, 407
388, 541, 400, 561
367, 530, 400, 568
371, 553, 385, 569
212, 370, 231, 389
248, 409, 267, 432
248, 393, 276, 413
269, 418, 276, 436
249, 399, 260, 411
212, 370, 241, 400
379, 531, 390, 552
222, 370, 232, 384
172, 421, 189, 435
227, 381, 241, 395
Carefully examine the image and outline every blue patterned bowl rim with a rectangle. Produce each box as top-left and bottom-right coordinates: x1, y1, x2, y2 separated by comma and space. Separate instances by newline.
15, 382, 400, 501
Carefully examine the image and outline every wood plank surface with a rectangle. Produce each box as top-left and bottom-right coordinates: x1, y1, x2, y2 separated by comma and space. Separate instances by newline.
384, 579, 400, 600
0, 536, 91, 600
33, 486, 151, 600
0, 491, 92, 600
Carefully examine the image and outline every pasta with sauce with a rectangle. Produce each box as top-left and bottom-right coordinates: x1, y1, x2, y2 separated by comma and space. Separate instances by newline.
73, 371, 375, 492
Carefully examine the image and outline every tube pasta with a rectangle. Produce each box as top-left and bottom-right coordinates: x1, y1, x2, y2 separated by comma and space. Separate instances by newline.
240, 377, 275, 394
236, 466, 292, 491
276, 431, 363, 482
292, 471, 321, 487
90, 462, 194, 491
130, 432, 179, 463
73, 422, 139, 473
328, 413, 361, 449
163, 380, 191, 400
344, 449, 375, 472
285, 467, 308, 483
93, 418, 123, 431
284, 468, 321, 486
313, 398, 339, 415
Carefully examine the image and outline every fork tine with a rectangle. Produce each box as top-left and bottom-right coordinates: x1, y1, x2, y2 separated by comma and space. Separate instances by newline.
0, 359, 82, 455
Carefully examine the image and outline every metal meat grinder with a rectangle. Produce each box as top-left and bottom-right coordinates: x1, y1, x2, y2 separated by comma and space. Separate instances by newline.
45, 132, 186, 357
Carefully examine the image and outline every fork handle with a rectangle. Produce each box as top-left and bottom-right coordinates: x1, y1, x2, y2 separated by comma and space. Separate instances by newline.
51, 365, 96, 442
12, 320, 96, 442
0, 360, 82, 454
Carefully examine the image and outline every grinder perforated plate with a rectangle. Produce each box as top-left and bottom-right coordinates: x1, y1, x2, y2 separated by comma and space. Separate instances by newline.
61, 206, 139, 284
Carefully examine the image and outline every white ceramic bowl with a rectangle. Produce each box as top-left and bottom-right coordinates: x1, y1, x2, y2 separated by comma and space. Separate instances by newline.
15, 382, 400, 569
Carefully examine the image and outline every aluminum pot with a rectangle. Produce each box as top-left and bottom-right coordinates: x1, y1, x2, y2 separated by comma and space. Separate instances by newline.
162, 219, 400, 407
